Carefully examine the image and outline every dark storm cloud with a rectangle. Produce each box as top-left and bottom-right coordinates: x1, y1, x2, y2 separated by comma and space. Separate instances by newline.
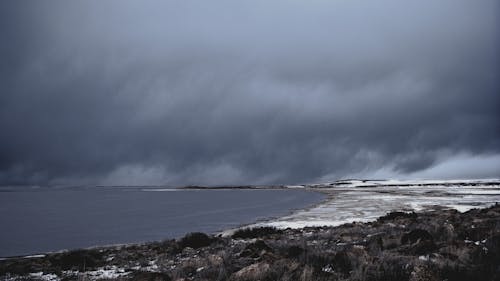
1, 0, 499, 185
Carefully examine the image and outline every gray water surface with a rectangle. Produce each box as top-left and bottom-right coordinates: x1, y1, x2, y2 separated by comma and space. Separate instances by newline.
0, 188, 324, 257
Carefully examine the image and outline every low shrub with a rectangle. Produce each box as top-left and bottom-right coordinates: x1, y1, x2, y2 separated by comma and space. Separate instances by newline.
364, 255, 413, 281
378, 211, 417, 222
401, 229, 433, 244
232, 227, 283, 239
49, 249, 106, 271
240, 240, 273, 258
285, 245, 304, 258
179, 232, 213, 249
131, 271, 172, 281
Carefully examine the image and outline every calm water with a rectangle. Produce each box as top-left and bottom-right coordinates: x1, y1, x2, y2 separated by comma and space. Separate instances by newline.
0, 188, 324, 257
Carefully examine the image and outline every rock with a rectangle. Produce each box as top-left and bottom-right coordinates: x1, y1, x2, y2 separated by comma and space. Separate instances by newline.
230, 262, 270, 280
181, 247, 197, 256
409, 265, 440, 281
207, 254, 223, 266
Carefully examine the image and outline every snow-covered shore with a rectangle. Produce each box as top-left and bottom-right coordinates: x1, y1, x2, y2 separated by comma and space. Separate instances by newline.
258, 179, 500, 229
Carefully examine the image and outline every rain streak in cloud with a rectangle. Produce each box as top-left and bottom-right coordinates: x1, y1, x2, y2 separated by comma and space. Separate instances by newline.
0, 0, 499, 186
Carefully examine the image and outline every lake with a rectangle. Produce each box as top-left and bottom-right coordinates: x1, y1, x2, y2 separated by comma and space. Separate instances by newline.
0, 188, 324, 257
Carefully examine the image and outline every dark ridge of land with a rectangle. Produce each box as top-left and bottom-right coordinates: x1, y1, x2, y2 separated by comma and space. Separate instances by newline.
1, 204, 500, 281
178, 180, 500, 190
181, 185, 259, 190
180, 185, 290, 190
354, 182, 500, 188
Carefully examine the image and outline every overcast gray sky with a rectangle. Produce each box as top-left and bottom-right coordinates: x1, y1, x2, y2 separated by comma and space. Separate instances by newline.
1, 0, 499, 186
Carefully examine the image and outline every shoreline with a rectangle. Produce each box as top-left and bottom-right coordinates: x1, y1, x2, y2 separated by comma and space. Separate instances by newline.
2, 179, 500, 258
253, 179, 500, 229
1, 203, 499, 280
0, 188, 326, 260
1, 179, 500, 280
217, 188, 333, 237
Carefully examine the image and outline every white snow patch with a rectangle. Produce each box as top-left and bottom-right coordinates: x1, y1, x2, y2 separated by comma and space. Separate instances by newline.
444, 205, 476, 213
144, 260, 159, 272
29, 272, 60, 281
285, 185, 306, 189
418, 255, 429, 261
322, 265, 334, 273
255, 179, 500, 229
23, 254, 46, 259
81, 266, 130, 280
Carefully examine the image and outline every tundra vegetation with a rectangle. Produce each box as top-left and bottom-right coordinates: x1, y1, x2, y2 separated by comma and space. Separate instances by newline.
1, 204, 499, 281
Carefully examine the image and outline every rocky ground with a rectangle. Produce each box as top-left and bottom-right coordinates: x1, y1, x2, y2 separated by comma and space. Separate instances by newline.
1, 204, 499, 281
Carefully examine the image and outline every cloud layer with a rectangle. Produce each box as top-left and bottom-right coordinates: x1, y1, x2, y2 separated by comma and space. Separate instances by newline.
1, 0, 499, 186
